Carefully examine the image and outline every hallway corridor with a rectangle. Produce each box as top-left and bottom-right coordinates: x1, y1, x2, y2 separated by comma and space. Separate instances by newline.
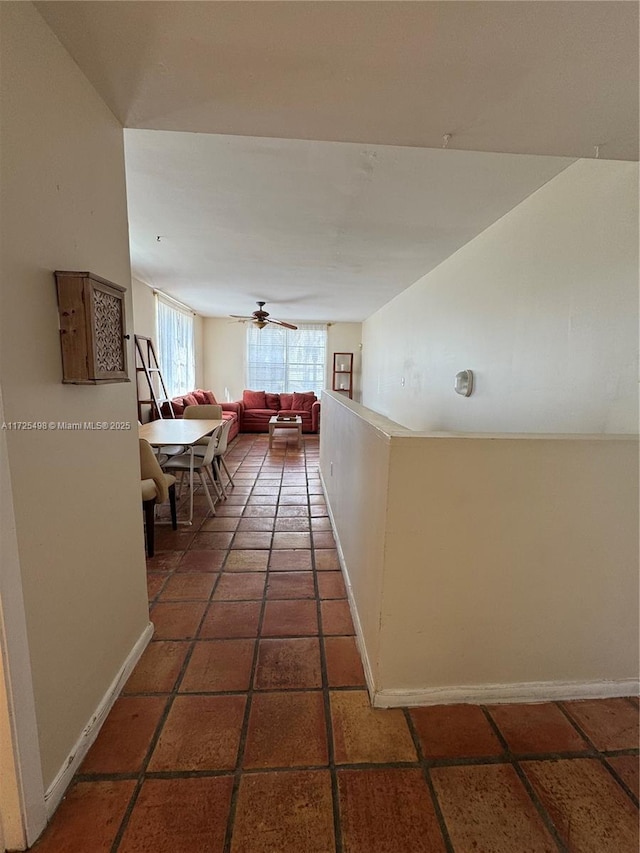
32, 434, 638, 852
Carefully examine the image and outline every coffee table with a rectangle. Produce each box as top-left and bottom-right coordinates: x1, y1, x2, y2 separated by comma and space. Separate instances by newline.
268, 415, 302, 449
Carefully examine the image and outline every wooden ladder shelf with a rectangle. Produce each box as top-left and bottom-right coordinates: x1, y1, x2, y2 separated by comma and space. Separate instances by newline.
134, 335, 175, 421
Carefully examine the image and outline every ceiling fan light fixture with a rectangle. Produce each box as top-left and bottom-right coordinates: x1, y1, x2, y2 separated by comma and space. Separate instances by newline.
230, 302, 297, 330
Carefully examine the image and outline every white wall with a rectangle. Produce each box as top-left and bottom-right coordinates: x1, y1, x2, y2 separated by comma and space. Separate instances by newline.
0, 2, 149, 796
319, 397, 393, 684
362, 159, 638, 434
320, 393, 639, 705
0, 387, 46, 849
203, 318, 362, 402
131, 277, 156, 340
131, 278, 157, 420
380, 433, 638, 696
202, 318, 245, 401
326, 323, 362, 402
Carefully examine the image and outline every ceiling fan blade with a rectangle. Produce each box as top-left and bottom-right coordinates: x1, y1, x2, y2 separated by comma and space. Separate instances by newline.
268, 318, 298, 330
231, 303, 296, 329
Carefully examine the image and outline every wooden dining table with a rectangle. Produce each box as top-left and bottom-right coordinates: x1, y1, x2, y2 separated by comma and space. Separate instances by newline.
139, 419, 224, 524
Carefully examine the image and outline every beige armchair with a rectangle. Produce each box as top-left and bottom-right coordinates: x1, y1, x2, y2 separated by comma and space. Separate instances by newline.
139, 438, 177, 557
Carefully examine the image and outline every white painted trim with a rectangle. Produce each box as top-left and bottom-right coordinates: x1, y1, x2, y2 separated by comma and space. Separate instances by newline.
372, 679, 640, 708
43, 622, 153, 817
0, 390, 47, 850
340, 563, 377, 703
319, 471, 377, 702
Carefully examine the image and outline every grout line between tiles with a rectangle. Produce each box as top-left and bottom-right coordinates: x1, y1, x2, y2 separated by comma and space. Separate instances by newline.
511, 761, 568, 852
222, 440, 280, 853
480, 706, 567, 852
554, 700, 608, 754
403, 708, 455, 853
107, 693, 170, 851
598, 755, 640, 808
110, 524, 227, 851
310, 452, 343, 853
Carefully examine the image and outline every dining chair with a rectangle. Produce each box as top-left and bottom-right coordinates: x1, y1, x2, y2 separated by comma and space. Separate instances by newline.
183, 404, 223, 443
139, 439, 177, 557
162, 424, 224, 519
185, 409, 235, 497
211, 417, 235, 493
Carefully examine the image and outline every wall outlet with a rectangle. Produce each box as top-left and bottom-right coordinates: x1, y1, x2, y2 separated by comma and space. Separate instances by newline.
401, 376, 405, 387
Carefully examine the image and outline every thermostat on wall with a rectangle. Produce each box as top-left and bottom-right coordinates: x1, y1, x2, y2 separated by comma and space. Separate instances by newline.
455, 370, 474, 397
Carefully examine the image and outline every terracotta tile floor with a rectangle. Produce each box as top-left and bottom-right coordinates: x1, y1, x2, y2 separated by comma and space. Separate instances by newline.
32, 435, 639, 852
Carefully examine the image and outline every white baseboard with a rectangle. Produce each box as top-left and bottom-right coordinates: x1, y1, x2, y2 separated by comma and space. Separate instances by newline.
339, 563, 377, 702
44, 621, 154, 817
319, 471, 377, 702
372, 679, 640, 708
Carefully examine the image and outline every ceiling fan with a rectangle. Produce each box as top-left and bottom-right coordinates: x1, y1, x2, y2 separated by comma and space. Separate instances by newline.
230, 301, 297, 330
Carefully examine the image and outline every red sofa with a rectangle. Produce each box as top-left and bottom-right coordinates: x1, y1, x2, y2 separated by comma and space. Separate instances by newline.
239, 390, 320, 433
160, 390, 241, 440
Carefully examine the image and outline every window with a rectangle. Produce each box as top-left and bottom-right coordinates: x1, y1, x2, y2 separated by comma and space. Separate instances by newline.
156, 295, 195, 397
246, 324, 326, 395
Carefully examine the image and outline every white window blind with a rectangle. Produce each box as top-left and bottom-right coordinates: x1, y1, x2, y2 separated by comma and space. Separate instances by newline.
156, 295, 195, 397
246, 324, 327, 395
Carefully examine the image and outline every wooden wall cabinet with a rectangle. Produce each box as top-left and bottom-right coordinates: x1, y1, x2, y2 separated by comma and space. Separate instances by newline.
332, 352, 353, 399
55, 271, 130, 384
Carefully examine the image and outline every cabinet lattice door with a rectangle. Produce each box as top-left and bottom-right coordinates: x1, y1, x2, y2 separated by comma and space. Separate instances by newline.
55, 271, 130, 384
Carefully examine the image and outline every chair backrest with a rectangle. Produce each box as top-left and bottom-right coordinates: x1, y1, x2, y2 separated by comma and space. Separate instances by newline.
184, 404, 222, 420
214, 417, 233, 457
199, 424, 223, 467
139, 439, 168, 503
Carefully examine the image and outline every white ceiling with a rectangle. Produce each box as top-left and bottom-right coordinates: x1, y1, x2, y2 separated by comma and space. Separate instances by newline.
125, 130, 572, 321
36, 1, 638, 321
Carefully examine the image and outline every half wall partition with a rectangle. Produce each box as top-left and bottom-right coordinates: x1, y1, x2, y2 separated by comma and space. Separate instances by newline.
319, 392, 639, 707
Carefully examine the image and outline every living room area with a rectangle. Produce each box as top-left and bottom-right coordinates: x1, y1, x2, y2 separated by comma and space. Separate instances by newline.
132, 275, 362, 433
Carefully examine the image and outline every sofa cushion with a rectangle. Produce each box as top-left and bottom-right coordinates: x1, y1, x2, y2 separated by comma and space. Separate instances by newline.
292, 392, 316, 412
279, 393, 293, 410
192, 389, 208, 404
204, 390, 218, 405
182, 393, 198, 407
282, 409, 311, 420
161, 400, 177, 417
265, 392, 280, 410
170, 398, 185, 416
243, 389, 267, 409
243, 409, 277, 428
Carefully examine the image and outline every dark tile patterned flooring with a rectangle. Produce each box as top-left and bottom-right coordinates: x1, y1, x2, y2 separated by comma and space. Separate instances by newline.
32, 434, 638, 851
